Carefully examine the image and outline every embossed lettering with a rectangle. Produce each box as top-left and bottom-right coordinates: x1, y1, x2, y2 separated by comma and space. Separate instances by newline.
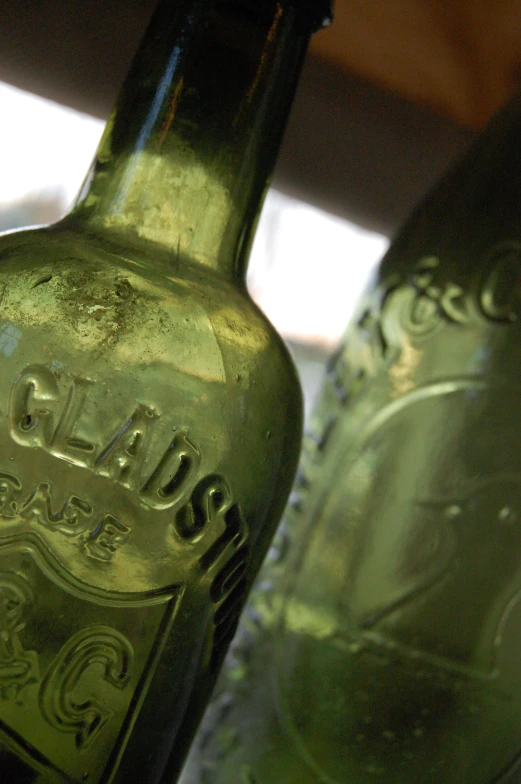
210, 544, 249, 604
480, 242, 521, 323
9, 366, 59, 448
199, 493, 246, 573
7, 367, 207, 513
39, 626, 133, 750
49, 376, 95, 464
209, 539, 250, 671
404, 256, 470, 335
323, 275, 402, 408
85, 515, 131, 562
0, 470, 131, 559
0, 572, 39, 700
175, 475, 250, 670
19, 483, 93, 537
95, 404, 159, 489
140, 433, 201, 510
176, 469, 251, 656
175, 474, 233, 544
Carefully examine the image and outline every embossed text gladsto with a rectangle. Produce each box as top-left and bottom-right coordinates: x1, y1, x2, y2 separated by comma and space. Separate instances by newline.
9, 365, 202, 510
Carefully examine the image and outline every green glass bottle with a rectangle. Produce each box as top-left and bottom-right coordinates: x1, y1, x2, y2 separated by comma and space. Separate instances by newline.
179, 93, 521, 784
0, 1, 331, 781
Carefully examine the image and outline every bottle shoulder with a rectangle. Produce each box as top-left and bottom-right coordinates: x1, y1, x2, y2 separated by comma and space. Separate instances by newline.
0, 224, 297, 386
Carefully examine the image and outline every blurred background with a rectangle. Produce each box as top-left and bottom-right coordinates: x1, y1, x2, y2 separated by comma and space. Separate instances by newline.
1, 0, 517, 415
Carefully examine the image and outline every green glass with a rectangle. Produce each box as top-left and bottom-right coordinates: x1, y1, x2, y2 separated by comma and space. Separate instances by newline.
179, 93, 521, 784
0, 0, 331, 781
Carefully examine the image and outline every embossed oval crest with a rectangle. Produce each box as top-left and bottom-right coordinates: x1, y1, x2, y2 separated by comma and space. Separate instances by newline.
276, 382, 521, 784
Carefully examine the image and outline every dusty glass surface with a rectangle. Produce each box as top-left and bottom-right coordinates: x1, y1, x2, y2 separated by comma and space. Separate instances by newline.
0, 0, 332, 780
179, 94, 521, 784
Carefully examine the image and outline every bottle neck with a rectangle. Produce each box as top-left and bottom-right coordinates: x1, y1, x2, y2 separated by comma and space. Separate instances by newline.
68, 0, 312, 281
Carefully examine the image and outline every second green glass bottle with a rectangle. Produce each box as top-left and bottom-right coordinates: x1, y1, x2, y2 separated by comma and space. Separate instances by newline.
179, 92, 521, 784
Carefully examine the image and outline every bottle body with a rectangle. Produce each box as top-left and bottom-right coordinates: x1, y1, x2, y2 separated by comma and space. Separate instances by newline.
0, 220, 302, 783
179, 94, 521, 784
0, 0, 333, 776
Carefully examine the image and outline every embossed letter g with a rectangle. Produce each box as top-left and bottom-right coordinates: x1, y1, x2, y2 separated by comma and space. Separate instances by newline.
9, 366, 59, 449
